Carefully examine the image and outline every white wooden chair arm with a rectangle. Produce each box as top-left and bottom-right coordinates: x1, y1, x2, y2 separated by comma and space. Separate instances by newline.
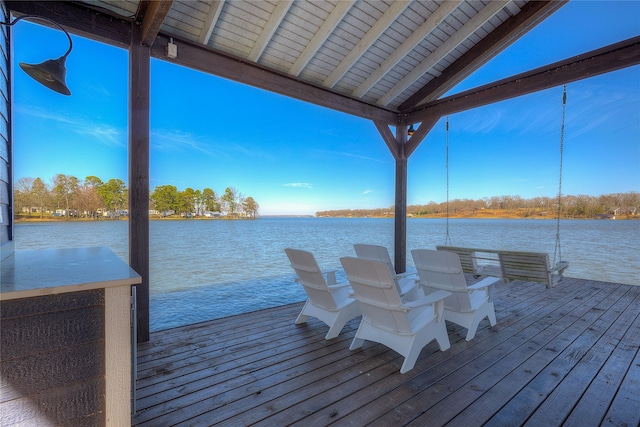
404, 290, 451, 321
467, 276, 499, 301
467, 276, 499, 291
403, 290, 451, 308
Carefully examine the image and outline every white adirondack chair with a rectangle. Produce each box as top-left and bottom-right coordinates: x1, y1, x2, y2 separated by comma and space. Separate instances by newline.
340, 256, 451, 374
353, 243, 422, 301
285, 248, 361, 340
412, 249, 500, 341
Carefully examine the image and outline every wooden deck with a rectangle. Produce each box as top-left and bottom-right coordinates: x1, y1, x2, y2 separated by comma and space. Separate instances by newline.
133, 276, 640, 426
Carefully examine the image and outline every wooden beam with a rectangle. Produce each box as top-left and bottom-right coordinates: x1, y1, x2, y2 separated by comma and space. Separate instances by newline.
6, 0, 131, 48
404, 35, 640, 124
129, 24, 150, 343
404, 115, 439, 158
373, 120, 399, 159
399, 0, 566, 110
136, 0, 173, 48
150, 33, 398, 123
374, 114, 438, 159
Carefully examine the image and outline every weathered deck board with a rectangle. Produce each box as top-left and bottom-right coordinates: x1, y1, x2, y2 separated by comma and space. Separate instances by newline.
133, 276, 639, 427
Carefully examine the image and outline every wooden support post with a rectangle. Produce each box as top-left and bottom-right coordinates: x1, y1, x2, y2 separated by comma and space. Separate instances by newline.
393, 125, 409, 274
129, 24, 150, 343
375, 118, 439, 275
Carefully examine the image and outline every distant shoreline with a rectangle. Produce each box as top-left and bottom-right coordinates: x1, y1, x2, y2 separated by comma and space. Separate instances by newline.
14, 214, 637, 223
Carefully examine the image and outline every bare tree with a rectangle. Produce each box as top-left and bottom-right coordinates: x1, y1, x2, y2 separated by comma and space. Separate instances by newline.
14, 177, 35, 216
52, 174, 80, 216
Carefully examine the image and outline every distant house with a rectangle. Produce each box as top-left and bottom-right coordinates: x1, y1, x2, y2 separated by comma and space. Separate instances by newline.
20, 206, 42, 214
204, 211, 221, 218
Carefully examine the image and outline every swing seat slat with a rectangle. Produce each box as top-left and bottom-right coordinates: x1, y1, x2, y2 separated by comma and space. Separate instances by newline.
499, 251, 568, 289
435, 246, 501, 278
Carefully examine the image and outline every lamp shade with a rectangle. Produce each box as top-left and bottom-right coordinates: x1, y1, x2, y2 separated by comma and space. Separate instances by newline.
19, 55, 71, 96
1, 14, 74, 95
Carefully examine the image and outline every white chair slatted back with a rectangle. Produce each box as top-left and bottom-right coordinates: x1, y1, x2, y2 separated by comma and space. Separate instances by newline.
412, 249, 474, 312
354, 243, 401, 293
341, 256, 413, 333
285, 248, 337, 310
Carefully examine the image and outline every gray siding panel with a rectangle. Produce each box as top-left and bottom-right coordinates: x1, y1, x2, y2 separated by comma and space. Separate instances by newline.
0, 290, 107, 426
0, 0, 11, 258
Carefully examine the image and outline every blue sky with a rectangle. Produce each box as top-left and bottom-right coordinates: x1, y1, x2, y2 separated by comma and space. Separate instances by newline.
12, 1, 640, 215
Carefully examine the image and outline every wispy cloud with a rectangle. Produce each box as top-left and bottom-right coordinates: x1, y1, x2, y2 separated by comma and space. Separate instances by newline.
151, 129, 216, 156
320, 150, 385, 163
15, 103, 126, 147
76, 125, 125, 148
284, 182, 313, 189
15, 104, 77, 125
224, 142, 277, 162
362, 189, 374, 195
151, 128, 279, 162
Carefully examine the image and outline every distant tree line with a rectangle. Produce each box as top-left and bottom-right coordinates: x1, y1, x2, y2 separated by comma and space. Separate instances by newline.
317, 192, 640, 219
14, 174, 259, 219
150, 184, 259, 218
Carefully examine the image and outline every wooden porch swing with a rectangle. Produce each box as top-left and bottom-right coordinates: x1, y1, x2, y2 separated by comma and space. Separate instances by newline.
438, 85, 570, 289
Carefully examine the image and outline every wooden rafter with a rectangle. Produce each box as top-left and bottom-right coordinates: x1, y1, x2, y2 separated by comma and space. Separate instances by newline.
248, 0, 293, 62
198, 0, 225, 45
323, 0, 409, 88
377, 0, 509, 107
136, 0, 172, 48
352, 0, 462, 99
399, 0, 566, 110
289, 0, 353, 76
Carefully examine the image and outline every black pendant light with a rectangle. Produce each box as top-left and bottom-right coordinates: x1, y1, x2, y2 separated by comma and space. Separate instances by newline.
2, 15, 73, 95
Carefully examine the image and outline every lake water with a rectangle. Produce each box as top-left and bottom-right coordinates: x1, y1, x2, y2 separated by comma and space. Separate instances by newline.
14, 217, 640, 331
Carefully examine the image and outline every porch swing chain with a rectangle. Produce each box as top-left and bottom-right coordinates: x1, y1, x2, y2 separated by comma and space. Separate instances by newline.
554, 85, 567, 265
445, 116, 452, 246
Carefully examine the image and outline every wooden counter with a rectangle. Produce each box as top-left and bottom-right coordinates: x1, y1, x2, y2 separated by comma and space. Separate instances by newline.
1, 247, 141, 426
